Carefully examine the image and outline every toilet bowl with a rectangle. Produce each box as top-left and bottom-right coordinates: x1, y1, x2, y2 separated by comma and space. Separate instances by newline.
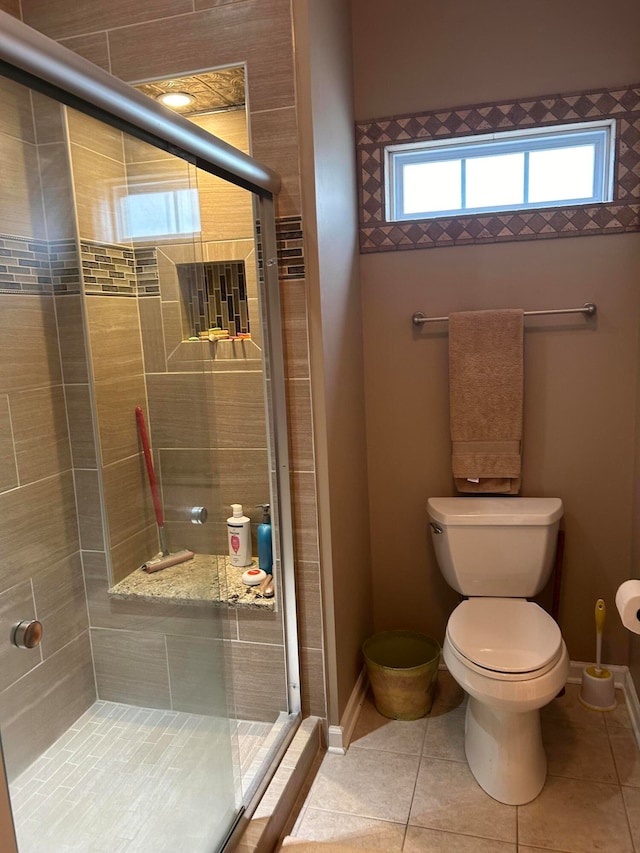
427, 497, 567, 805
443, 597, 568, 804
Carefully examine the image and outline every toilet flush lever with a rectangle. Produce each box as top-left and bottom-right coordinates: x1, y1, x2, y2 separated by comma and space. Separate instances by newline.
430, 523, 443, 535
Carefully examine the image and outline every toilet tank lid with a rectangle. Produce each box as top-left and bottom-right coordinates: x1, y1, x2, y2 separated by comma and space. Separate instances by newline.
427, 497, 563, 526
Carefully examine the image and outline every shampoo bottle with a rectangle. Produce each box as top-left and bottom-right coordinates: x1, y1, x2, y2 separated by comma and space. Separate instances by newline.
256, 503, 273, 575
227, 504, 251, 567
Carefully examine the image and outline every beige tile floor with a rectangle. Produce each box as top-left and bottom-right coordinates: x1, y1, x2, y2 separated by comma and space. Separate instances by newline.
9, 701, 276, 853
289, 675, 640, 852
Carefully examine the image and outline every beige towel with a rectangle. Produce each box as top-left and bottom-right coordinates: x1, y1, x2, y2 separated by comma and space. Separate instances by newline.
449, 308, 524, 494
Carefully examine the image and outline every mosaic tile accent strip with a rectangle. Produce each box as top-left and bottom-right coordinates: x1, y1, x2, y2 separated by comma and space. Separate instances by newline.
276, 216, 305, 279
255, 216, 305, 283
357, 84, 640, 252
49, 240, 81, 294
134, 246, 160, 296
0, 235, 53, 295
80, 240, 137, 295
177, 260, 249, 336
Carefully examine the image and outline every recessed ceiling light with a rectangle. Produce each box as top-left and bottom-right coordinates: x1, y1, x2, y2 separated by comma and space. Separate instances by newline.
157, 91, 194, 109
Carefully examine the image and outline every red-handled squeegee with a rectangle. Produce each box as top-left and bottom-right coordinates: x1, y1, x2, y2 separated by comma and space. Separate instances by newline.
135, 406, 194, 573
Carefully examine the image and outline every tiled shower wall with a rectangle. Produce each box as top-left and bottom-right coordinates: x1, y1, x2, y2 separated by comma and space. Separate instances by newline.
0, 79, 95, 781
11, 0, 327, 720
65, 108, 288, 722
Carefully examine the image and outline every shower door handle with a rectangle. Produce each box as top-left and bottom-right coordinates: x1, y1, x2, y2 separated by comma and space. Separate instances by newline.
12, 620, 43, 649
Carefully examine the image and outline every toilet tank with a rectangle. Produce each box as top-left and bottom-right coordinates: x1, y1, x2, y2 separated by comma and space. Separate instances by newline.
427, 497, 563, 597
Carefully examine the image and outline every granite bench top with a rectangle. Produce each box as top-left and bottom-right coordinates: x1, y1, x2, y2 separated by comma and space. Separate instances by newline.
108, 554, 274, 610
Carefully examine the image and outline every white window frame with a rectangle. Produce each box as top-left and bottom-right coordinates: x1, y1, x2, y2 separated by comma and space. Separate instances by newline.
385, 120, 616, 222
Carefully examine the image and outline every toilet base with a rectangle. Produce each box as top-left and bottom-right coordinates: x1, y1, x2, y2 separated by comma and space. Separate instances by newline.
465, 696, 546, 805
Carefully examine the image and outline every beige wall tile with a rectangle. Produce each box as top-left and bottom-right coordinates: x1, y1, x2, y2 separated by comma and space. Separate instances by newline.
65, 384, 97, 469
0, 132, 45, 239
236, 608, 284, 646
124, 134, 174, 165
0, 294, 62, 394
147, 371, 266, 449
110, 523, 159, 584
292, 471, 319, 563
0, 579, 41, 694
230, 639, 288, 722
162, 519, 226, 556
22, 0, 193, 39
0, 396, 18, 493
85, 295, 144, 382
70, 143, 127, 244
91, 627, 171, 708
58, 32, 111, 72
74, 468, 105, 552
251, 107, 300, 218
286, 379, 314, 472
102, 453, 155, 548
158, 447, 269, 532
157, 249, 181, 302
280, 280, 310, 380
196, 169, 255, 243
166, 634, 229, 716
300, 646, 326, 718
139, 297, 166, 373
107, 1, 294, 113
0, 471, 79, 594
55, 294, 89, 384
192, 110, 249, 154
296, 561, 323, 651
33, 552, 89, 658
0, 632, 95, 780
32, 92, 66, 145
94, 374, 148, 466
31, 89, 66, 145
0, 77, 35, 143
10, 385, 72, 484
39, 142, 77, 241
67, 108, 124, 162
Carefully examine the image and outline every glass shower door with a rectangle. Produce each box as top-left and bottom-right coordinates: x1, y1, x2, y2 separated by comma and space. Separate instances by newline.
0, 76, 242, 853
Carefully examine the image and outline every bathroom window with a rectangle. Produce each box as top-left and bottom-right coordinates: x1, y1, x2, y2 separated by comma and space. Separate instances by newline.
385, 120, 615, 222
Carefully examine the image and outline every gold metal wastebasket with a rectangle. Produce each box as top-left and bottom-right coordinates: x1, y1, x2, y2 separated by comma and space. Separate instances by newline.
363, 630, 440, 720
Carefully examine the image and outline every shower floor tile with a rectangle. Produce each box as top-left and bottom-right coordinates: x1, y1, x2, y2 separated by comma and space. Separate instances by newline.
10, 701, 275, 853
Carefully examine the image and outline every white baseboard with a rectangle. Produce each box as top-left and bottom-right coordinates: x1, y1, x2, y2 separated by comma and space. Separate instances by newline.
327, 666, 369, 755
326, 659, 640, 755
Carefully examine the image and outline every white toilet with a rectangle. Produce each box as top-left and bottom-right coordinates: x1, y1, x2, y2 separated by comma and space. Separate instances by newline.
427, 496, 569, 806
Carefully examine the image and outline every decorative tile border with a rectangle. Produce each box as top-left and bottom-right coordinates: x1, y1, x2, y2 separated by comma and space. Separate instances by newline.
80, 240, 137, 295
357, 84, 640, 252
0, 235, 82, 296
276, 216, 305, 279
134, 247, 160, 296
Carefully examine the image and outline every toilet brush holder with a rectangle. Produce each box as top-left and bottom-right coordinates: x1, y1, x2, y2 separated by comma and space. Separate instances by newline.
579, 665, 616, 711
579, 599, 617, 711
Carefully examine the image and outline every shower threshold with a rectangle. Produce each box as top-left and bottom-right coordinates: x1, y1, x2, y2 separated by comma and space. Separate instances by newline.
9, 701, 280, 853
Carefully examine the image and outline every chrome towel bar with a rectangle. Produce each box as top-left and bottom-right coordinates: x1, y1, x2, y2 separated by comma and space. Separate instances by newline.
411, 303, 597, 326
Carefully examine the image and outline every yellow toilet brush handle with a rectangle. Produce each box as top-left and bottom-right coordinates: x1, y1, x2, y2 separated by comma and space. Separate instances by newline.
595, 598, 605, 674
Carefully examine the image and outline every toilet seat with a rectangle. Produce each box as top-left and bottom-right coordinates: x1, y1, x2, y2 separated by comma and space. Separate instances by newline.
447, 598, 562, 678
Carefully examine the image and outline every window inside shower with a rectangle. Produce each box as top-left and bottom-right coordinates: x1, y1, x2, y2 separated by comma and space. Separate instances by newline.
0, 67, 297, 853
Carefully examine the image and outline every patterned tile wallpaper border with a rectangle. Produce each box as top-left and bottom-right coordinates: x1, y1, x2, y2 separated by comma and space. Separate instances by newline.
357, 84, 640, 253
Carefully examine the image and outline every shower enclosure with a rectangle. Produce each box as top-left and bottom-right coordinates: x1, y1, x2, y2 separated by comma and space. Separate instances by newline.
0, 13, 299, 853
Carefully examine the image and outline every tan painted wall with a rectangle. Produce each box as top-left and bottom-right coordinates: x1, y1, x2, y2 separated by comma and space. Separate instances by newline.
294, 0, 372, 723
351, 0, 640, 664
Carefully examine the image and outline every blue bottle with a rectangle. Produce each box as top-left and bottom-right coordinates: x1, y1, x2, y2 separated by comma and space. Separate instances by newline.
256, 503, 273, 575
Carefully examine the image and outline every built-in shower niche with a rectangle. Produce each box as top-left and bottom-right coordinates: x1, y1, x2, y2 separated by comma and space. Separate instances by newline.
178, 260, 250, 337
